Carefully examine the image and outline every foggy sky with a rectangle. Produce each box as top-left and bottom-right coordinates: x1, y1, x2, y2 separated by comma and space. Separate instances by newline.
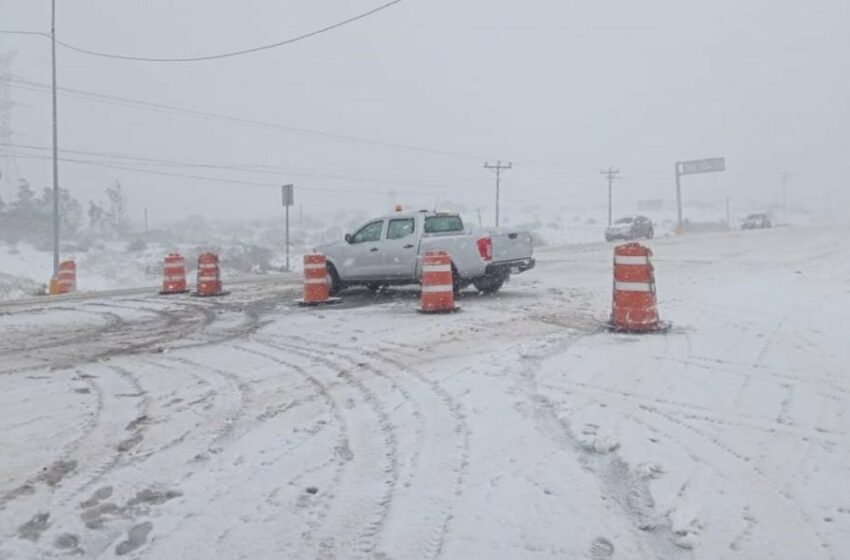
1, 0, 848, 227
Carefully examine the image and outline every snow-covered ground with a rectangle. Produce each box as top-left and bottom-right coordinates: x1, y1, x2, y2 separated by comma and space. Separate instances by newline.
0, 241, 304, 302
1, 224, 848, 559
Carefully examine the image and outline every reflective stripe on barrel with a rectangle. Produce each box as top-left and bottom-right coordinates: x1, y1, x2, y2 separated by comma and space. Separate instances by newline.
196, 253, 222, 296
611, 243, 659, 330
162, 253, 188, 294
56, 260, 76, 293
303, 253, 330, 303
420, 251, 456, 312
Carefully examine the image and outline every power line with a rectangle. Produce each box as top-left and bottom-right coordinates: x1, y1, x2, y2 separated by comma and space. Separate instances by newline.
5, 151, 468, 198
4, 142, 487, 191
0, 30, 45, 37
1, 149, 483, 198
0, 0, 405, 62
6, 76, 484, 161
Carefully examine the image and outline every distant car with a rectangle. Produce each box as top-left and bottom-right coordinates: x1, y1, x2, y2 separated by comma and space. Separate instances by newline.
742, 213, 772, 230
605, 215, 654, 242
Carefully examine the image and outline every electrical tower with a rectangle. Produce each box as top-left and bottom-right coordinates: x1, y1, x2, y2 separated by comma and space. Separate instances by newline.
0, 52, 19, 199
484, 160, 512, 227
600, 167, 620, 226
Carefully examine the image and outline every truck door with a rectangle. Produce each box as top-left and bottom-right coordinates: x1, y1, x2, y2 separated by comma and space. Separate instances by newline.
382, 217, 419, 279
344, 220, 385, 279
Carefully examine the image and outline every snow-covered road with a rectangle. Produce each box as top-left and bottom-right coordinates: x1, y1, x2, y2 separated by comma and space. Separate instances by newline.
1, 225, 849, 559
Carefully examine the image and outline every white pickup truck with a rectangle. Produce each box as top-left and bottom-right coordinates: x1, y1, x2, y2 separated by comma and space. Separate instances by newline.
315, 210, 535, 295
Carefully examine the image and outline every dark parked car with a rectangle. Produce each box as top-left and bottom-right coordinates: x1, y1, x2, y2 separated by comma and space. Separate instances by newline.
742, 213, 772, 230
605, 215, 654, 241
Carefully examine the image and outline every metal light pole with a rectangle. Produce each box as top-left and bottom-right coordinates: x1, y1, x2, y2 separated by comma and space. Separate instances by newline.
51, 0, 60, 277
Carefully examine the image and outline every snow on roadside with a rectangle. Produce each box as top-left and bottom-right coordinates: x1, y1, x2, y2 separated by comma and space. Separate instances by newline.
0, 242, 304, 300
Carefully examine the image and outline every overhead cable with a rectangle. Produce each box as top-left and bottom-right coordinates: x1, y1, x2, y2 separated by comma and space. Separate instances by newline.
0, 1, 404, 62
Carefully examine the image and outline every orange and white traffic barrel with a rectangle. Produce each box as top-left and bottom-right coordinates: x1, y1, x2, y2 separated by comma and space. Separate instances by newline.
195, 252, 225, 297
419, 250, 458, 313
50, 260, 76, 295
160, 253, 189, 295
298, 253, 341, 306
607, 242, 669, 332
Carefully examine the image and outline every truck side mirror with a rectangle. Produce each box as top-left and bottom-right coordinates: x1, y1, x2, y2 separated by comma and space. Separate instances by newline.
344, 233, 353, 244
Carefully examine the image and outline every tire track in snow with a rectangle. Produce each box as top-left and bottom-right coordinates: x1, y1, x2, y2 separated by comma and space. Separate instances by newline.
58, 365, 150, 504
514, 330, 690, 559
543, 379, 845, 442
1, 307, 125, 355
101, 355, 249, 471
561, 369, 828, 555
255, 337, 400, 559
228, 343, 350, 557
286, 333, 471, 560
123, 344, 339, 559
642, 327, 831, 554
0, 363, 148, 545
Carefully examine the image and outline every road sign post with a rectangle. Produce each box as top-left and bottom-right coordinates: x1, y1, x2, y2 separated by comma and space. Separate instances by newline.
281, 184, 294, 272
675, 157, 725, 229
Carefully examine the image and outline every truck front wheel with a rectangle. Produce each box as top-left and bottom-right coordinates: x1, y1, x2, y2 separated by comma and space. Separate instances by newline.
327, 263, 344, 296
473, 273, 506, 295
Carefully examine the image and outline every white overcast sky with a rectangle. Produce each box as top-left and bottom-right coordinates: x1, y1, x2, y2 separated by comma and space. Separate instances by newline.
1, 0, 848, 225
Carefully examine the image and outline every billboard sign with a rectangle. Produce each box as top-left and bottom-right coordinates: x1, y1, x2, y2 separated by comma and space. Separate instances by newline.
680, 157, 725, 175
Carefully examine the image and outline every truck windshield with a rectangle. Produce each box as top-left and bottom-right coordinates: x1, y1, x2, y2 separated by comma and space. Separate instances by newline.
424, 215, 464, 233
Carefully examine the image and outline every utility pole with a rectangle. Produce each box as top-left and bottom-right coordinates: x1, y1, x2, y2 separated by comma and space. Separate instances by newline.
281, 184, 294, 272
484, 160, 512, 227
51, 0, 60, 278
600, 167, 620, 226
675, 161, 683, 228
144, 208, 149, 243
475, 207, 483, 228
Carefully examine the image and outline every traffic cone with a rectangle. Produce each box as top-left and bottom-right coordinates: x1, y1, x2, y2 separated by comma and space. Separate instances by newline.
297, 253, 341, 306
606, 242, 669, 332
419, 251, 459, 313
195, 252, 225, 297
160, 253, 189, 295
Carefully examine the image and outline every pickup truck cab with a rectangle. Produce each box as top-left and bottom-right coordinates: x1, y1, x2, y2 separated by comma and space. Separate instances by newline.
315, 210, 535, 295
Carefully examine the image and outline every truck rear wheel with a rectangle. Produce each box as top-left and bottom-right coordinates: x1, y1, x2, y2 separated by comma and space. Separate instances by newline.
473, 273, 506, 294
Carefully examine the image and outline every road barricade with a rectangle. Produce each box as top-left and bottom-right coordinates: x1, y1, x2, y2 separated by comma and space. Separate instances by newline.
160, 253, 189, 295
606, 242, 669, 332
419, 251, 458, 313
297, 253, 340, 306
49, 260, 76, 295
195, 252, 225, 297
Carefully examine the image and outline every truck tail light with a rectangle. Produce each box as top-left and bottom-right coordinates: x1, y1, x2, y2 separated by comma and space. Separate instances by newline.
477, 237, 493, 262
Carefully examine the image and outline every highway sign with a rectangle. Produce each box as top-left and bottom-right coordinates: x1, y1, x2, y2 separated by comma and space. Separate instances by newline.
680, 157, 725, 175
281, 184, 294, 207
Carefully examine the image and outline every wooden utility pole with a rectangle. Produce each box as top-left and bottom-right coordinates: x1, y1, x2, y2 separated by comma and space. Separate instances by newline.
600, 167, 620, 226
484, 161, 512, 227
